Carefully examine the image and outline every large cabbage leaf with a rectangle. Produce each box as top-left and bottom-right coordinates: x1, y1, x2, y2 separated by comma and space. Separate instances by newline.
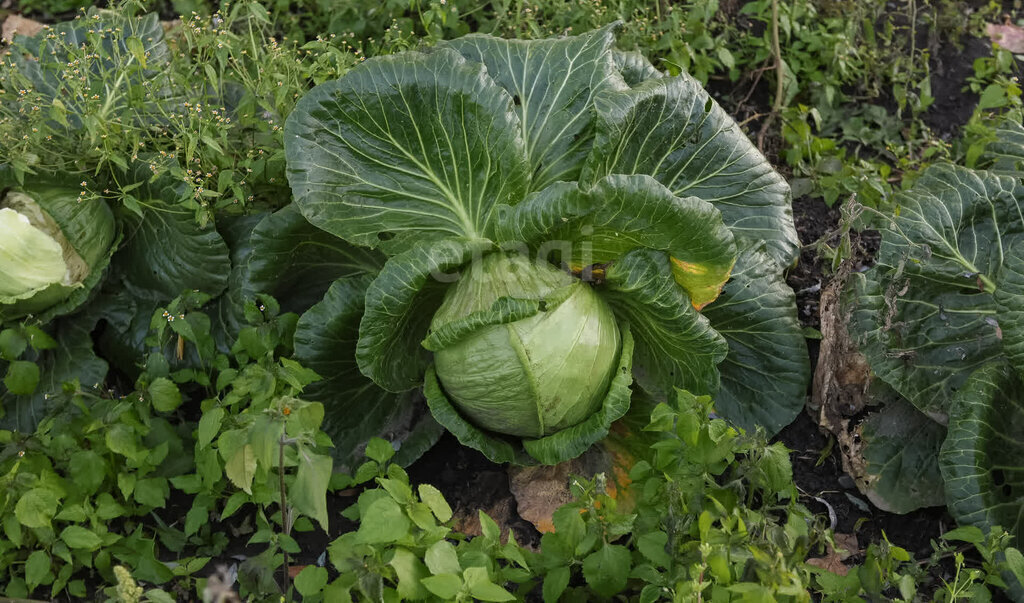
441, 23, 625, 191
582, 73, 798, 267
701, 245, 809, 434
285, 49, 530, 253
294, 276, 443, 472
940, 361, 1024, 599
846, 163, 1023, 418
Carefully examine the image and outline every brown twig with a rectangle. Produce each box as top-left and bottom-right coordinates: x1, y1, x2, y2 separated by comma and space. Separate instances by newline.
757, 0, 784, 151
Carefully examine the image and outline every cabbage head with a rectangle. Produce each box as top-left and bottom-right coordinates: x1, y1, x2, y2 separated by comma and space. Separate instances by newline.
428, 252, 620, 438
0, 184, 116, 323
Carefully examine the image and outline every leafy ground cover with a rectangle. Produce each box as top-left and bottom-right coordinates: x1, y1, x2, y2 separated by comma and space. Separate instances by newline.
1, 0, 1024, 601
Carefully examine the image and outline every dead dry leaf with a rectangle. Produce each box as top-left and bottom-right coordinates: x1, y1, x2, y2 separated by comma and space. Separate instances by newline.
987, 22, 1024, 53
807, 533, 859, 576
2, 14, 44, 42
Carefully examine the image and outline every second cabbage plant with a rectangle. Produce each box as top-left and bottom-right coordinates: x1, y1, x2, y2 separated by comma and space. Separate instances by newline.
284, 24, 807, 465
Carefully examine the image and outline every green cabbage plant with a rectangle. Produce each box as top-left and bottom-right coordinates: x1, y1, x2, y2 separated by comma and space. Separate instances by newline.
0, 180, 116, 323
843, 119, 1024, 599
284, 25, 807, 464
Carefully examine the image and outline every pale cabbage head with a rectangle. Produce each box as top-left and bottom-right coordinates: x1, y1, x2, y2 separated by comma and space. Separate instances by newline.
0, 186, 115, 321
429, 252, 621, 438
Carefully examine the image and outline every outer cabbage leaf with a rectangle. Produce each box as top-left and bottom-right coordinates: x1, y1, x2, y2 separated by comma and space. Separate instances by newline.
980, 119, 1024, 178
441, 24, 624, 191
424, 326, 635, 465
601, 249, 727, 397
357, 238, 494, 392
701, 245, 809, 435
245, 204, 384, 314
493, 175, 736, 308
285, 48, 530, 251
208, 213, 265, 353
117, 202, 231, 300
846, 163, 1023, 417
940, 361, 1024, 599
582, 74, 798, 266
0, 318, 107, 433
294, 276, 442, 471
995, 240, 1024, 375
856, 398, 947, 514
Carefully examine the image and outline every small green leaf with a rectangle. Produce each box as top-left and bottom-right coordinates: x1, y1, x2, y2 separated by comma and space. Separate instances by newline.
224, 444, 257, 494
60, 525, 102, 551
941, 526, 986, 544
0, 328, 27, 360
4, 360, 40, 395
294, 565, 329, 597
364, 437, 395, 464
69, 450, 106, 494
420, 573, 463, 599
149, 378, 182, 412
425, 540, 461, 575
637, 531, 671, 568
25, 550, 49, 591
197, 407, 224, 449
389, 547, 430, 600
542, 566, 570, 603
582, 543, 631, 595
134, 478, 169, 508
463, 567, 514, 602
356, 496, 410, 544
291, 451, 333, 531
418, 484, 452, 523
15, 488, 59, 529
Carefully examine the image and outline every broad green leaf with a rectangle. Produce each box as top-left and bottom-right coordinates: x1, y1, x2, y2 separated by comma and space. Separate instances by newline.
357, 238, 493, 392
543, 566, 570, 603
25, 550, 49, 592
4, 361, 39, 395
59, 525, 102, 551
637, 531, 671, 568
856, 398, 946, 514
15, 488, 59, 529
294, 565, 329, 597
246, 204, 384, 314
425, 540, 461, 575
418, 484, 453, 523
291, 449, 333, 531
701, 245, 809, 435
494, 175, 737, 308
463, 566, 515, 602
0, 318, 107, 433
149, 377, 182, 412
522, 326, 635, 464
601, 250, 726, 397
583, 74, 798, 266
356, 496, 410, 544
995, 240, 1024, 374
846, 163, 1023, 417
940, 362, 1024, 548
117, 202, 230, 300
389, 548, 431, 600
225, 444, 257, 494
69, 450, 107, 494
442, 24, 624, 191
421, 573, 463, 599
294, 275, 443, 471
582, 543, 631, 595
285, 48, 529, 250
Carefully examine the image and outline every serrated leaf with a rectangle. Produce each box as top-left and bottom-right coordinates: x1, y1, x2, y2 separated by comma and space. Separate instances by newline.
15, 488, 59, 528
59, 525, 102, 550
149, 377, 182, 412
582, 543, 631, 595
25, 550, 49, 591
543, 566, 570, 603
356, 496, 409, 544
